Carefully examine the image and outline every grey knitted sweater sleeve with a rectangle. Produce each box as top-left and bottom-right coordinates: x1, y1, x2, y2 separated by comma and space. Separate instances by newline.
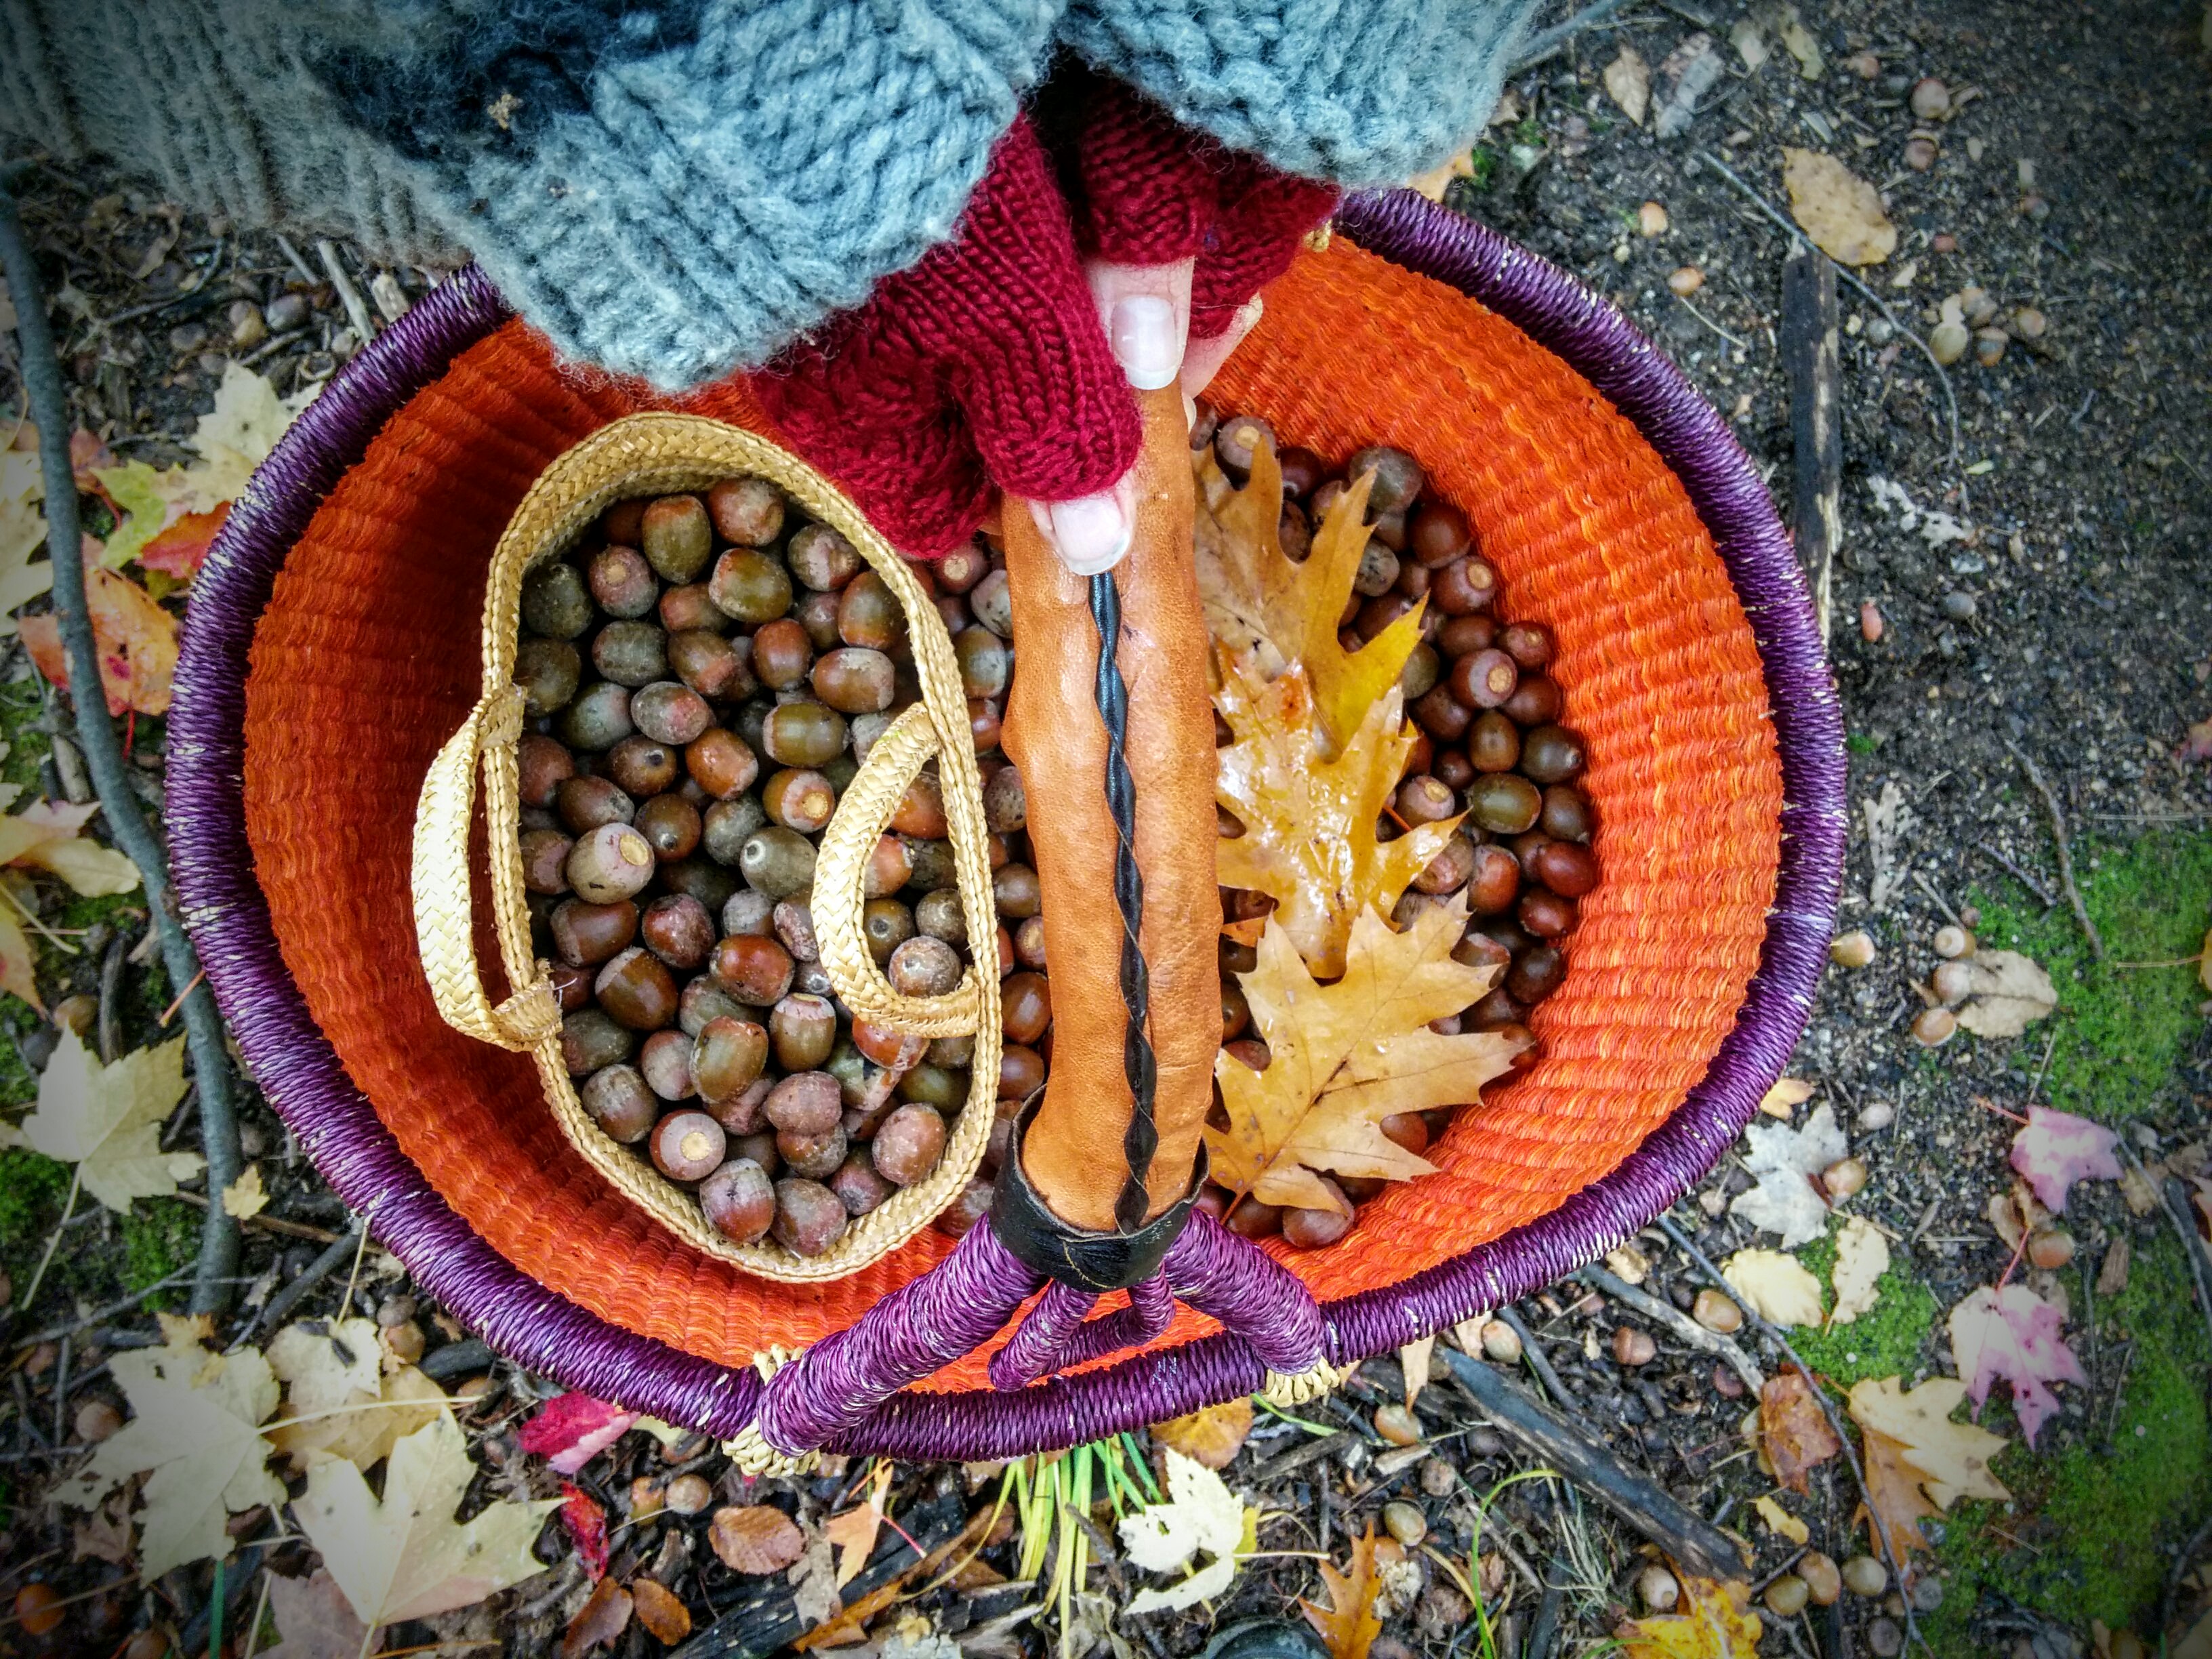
1, 0, 1535, 391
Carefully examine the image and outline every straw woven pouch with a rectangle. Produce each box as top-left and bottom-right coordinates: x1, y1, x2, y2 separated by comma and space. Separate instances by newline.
409, 413, 1002, 1279
169, 192, 1845, 1457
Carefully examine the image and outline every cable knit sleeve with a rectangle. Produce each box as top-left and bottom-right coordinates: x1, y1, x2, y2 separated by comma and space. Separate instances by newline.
1056, 0, 1542, 186
0, 0, 1063, 391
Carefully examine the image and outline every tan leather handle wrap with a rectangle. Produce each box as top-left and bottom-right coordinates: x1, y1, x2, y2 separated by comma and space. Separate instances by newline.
1002, 388, 1221, 1230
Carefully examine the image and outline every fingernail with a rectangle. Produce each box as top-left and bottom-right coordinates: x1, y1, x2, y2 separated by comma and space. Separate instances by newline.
1033, 491, 1132, 575
1109, 295, 1180, 390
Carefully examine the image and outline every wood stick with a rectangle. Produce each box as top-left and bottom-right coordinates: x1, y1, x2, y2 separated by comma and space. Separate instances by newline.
2005, 741, 2104, 960
1974, 840, 2056, 909
1576, 1265, 1766, 1393
1437, 1347, 1743, 1580
1782, 245, 1841, 644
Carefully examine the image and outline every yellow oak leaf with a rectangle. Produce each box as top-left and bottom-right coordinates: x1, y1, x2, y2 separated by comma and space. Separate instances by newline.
1214, 651, 1460, 978
291, 1412, 556, 1629
1616, 1575, 1764, 1658
1193, 439, 1423, 756
1206, 895, 1523, 1214
1300, 1525, 1386, 1659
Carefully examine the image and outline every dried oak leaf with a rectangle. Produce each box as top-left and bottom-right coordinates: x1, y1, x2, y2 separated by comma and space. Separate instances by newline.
1214, 650, 1460, 977
1604, 46, 1652, 126
630, 1577, 692, 1644
1759, 1369, 1841, 1493
1845, 1376, 2008, 1557
1616, 1575, 1763, 1658
562, 1573, 632, 1658
1150, 1395, 1254, 1471
1193, 441, 1423, 757
1206, 895, 1523, 1214
1951, 949, 2057, 1038
1300, 1525, 1386, 1659
711, 1504, 806, 1574
1782, 148, 1898, 266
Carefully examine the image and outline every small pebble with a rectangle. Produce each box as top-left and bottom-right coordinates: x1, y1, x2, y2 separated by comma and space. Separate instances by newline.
1382, 1500, 1428, 1547
1830, 930, 1877, 968
1912, 1006, 1957, 1047
1866, 316, 1896, 346
1692, 1289, 1742, 1333
1939, 591, 1978, 623
1858, 600, 1885, 643
1973, 327, 2008, 366
1711, 1361, 1745, 1399
1479, 1319, 1523, 1364
2027, 1227, 2076, 1270
1911, 1574, 1944, 1612
1928, 321, 1969, 365
665, 1473, 714, 1515
1904, 136, 1937, 171
1668, 265, 1704, 297
2011, 307, 2047, 340
1637, 1564, 1679, 1612
1856, 1101, 1896, 1131
1638, 201, 1668, 237
1930, 232, 1957, 254
1419, 1456, 1457, 1497
1867, 1616, 1904, 1657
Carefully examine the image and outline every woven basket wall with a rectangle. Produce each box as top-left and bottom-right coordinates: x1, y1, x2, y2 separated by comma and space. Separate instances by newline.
168, 191, 1844, 1458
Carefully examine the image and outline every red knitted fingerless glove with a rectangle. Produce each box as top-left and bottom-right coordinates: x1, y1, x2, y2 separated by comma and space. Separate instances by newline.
753, 117, 1140, 559
1067, 77, 1340, 338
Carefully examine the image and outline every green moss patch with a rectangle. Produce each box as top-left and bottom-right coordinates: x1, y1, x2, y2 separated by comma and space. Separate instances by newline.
0, 1147, 68, 1261
121, 1197, 200, 1309
1968, 828, 2212, 1120
1786, 1226, 1942, 1389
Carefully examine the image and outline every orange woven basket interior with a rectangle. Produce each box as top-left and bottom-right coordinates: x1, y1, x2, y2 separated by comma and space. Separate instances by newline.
242, 238, 1781, 1389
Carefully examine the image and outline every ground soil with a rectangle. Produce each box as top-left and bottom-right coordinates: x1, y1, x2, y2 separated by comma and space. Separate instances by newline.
0, 2, 2207, 1656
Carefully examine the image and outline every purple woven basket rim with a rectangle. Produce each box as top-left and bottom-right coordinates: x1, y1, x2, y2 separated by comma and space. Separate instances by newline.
167, 189, 1843, 1458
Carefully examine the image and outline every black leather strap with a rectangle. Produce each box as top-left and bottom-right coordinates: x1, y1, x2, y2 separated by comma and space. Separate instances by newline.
988, 1099, 1204, 1292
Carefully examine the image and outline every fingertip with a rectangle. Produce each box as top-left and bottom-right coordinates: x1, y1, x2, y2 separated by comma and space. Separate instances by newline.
1032, 487, 1134, 575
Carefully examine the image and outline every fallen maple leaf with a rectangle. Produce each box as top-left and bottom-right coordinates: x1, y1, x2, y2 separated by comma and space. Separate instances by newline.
1845, 1376, 2008, 1556
1121, 1448, 1254, 1616
266, 1317, 442, 1473
0, 444, 55, 630
1951, 949, 2058, 1038
16, 1030, 199, 1212
91, 460, 172, 569
711, 1504, 806, 1574
1616, 1574, 1763, 1658
1723, 1248, 1824, 1327
1150, 1395, 1254, 1471
62, 1313, 285, 1579
265, 1568, 373, 1659
222, 1164, 269, 1219
1207, 896, 1523, 1214
631, 1577, 692, 1644
1830, 1215, 1889, 1326
1948, 1282, 2084, 1447
562, 1483, 612, 1581
1730, 1104, 1849, 1247
823, 1460, 893, 1588
2009, 1105, 2120, 1214
1300, 1525, 1386, 1659
138, 503, 230, 586
518, 1391, 642, 1476
291, 1412, 556, 1627
1759, 1369, 1841, 1492
1193, 442, 1423, 757
1214, 651, 1459, 977
1782, 148, 1898, 266
0, 798, 140, 897
20, 558, 179, 716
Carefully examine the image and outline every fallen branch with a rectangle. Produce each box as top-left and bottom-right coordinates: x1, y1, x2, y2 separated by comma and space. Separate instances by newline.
1658, 1215, 1922, 1649
1510, 0, 1639, 73
0, 180, 243, 1315
1781, 244, 1842, 644
1692, 150, 1965, 496
1438, 1346, 1742, 1580
2005, 741, 2104, 960
1974, 840, 2056, 909
1576, 1265, 1765, 1393
236, 1223, 365, 1345
1492, 1305, 1587, 1421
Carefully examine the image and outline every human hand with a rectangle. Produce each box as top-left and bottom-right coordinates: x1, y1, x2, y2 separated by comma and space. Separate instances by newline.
753, 86, 1334, 575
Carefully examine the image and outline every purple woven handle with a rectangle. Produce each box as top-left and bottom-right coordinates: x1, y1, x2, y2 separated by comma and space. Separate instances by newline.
169, 192, 1845, 1458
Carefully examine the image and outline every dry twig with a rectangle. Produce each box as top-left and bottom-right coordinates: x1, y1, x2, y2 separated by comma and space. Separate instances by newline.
1576, 1265, 1765, 1392
2005, 741, 2104, 960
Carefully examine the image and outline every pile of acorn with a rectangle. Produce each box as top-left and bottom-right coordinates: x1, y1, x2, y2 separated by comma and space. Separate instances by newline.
1197, 402, 1598, 1249
514, 406, 1593, 1263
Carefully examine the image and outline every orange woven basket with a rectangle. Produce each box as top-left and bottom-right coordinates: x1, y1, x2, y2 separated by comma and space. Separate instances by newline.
169, 192, 1843, 1457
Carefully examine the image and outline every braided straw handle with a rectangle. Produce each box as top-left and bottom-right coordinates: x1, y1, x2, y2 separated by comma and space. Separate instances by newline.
410, 411, 999, 1282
